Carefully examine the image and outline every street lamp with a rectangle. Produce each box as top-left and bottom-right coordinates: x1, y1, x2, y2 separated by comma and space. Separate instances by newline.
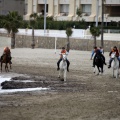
44, 0, 47, 34
96, 0, 99, 27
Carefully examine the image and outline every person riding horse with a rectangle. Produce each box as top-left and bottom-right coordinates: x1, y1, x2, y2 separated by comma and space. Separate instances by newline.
92, 46, 106, 67
57, 47, 70, 72
0, 47, 12, 64
91, 46, 104, 60
108, 46, 120, 68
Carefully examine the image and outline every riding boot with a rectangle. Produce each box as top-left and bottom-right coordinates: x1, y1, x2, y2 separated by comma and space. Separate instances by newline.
57, 62, 60, 71
108, 59, 112, 68
92, 57, 95, 67
57, 58, 62, 71
67, 61, 70, 72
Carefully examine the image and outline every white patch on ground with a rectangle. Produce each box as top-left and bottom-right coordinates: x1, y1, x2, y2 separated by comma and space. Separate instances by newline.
0, 76, 49, 94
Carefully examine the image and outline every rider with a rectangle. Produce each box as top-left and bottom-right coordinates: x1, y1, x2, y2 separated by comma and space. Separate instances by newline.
92, 46, 106, 67
0, 46, 12, 64
91, 46, 104, 60
57, 47, 70, 72
108, 46, 119, 68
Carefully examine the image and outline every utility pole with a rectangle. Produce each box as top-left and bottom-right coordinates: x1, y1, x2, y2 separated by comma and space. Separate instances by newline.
96, 0, 99, 27
44, 0, 47, 34
101, 0, 104, 48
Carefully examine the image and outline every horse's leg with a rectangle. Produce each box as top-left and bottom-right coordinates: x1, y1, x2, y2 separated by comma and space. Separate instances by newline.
64, 69, 67, 81
61, 70, 64, 80
113, 69, 115, 78
9, 63, 12, 69
93, 66, 96, 73
5, 63, 7, 72
97, 66, 100, 75
1, 62, 2, 72
101, 65, 103, 73
116, 68, 118, 79
7, 63, 9, 72
58, 70, 60, 78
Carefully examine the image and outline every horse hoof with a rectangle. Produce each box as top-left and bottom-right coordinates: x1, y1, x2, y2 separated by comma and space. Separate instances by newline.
61, 79, 64, 81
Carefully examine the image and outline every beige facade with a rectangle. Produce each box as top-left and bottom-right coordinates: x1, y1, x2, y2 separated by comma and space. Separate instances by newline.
0, 0, 25, 16
24, 0, 120, 22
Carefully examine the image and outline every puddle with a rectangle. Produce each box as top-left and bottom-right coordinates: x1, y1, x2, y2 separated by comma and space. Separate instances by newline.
0, 76, 49, 94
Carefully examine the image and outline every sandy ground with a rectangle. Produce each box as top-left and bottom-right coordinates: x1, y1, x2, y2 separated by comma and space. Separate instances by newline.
0, 48, 120, 120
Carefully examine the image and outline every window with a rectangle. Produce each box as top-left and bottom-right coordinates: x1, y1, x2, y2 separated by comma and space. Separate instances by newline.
60, 4, 69, 16
82, 4, 91, 16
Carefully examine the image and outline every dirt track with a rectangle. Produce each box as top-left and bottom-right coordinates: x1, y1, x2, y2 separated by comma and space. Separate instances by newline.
0, 48, 120, 120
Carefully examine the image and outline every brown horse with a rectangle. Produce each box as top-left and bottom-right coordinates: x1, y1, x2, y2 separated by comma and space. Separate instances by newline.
0, 54, 12, 72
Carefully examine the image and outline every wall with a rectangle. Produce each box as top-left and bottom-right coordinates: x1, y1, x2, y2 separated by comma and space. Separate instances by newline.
0, 36, 11, 49
0, 33, 120, 52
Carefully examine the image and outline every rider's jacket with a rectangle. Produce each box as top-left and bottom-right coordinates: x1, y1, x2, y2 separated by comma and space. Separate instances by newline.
109, 49, 119, 57
60, 49, 67, 58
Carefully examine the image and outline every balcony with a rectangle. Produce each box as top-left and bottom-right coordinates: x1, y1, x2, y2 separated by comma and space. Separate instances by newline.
81, 0, 92, 4
105, 0, 120, 5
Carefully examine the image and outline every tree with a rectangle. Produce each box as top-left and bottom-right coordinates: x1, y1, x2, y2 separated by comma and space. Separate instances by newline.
30, 13, 38, 49
3, 11, 22, 49
90, 26, 101, 47
66, 28, 73, 52
76, 7, 82, 21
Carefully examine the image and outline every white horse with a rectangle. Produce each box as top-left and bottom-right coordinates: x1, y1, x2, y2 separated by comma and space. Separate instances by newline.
111, 53, 119, 78
58, 53, 67, 81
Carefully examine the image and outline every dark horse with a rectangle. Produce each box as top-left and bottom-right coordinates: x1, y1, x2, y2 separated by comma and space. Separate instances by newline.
94, 53, 104, 75
0, 54, 12, 72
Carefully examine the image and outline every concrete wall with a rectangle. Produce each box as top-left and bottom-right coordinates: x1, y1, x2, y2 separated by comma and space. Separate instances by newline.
0, 36, 11, 49
0, 33, 120, 52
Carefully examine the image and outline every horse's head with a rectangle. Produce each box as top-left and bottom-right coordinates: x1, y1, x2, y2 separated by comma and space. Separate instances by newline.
111, 52, 116, 59
62, 54, 67, 61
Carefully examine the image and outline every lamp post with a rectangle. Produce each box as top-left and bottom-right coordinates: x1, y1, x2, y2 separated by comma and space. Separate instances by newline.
96, 0, 99, 27
44, 0, 47, 34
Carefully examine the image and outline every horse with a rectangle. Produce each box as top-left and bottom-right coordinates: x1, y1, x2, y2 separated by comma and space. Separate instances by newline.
58, 53, 67, 81
111, 53, 119, 78
0, 54, 12, 72
93, 54, 104, 75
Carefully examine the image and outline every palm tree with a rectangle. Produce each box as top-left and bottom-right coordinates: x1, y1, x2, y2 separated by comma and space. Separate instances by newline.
30, 13, 38, 49
90, 26, 101, 47
66, 27, 73, 52
3, 11, 22, 49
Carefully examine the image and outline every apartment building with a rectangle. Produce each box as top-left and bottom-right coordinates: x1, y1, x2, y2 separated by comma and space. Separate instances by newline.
24, 0, 120, 22
0, 0, 25, 16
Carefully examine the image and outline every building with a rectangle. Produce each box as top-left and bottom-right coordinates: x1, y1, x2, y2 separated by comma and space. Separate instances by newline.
0, 0, 25, 16
24, 0, 120, 22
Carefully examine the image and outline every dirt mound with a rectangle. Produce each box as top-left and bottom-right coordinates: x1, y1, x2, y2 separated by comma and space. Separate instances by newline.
1, 76, 93, 92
